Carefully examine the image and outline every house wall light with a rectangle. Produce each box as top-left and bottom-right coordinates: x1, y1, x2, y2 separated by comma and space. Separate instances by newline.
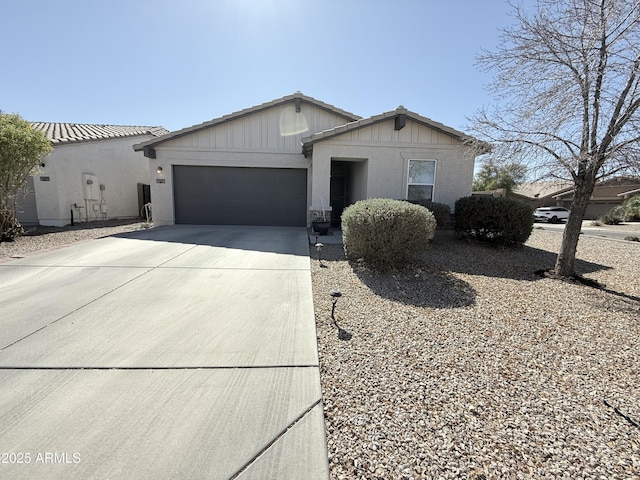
156, 166, 163, 174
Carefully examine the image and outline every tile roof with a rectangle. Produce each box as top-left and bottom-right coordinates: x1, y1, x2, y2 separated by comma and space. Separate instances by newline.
618, 187, 640, 197
514, 177, 640, 199
512, 180, 574, 199
133, 92, 361, 153
30, 122, 169, 145
553, 177, 640, 198
301, 107, 484, 156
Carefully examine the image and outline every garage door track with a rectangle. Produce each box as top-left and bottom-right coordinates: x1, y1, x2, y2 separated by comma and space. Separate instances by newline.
0, 225, 328, 479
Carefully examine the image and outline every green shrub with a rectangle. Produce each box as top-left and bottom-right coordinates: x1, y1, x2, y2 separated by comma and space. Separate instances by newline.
599, 205, 625, 225
621, 195, 640, 221
406, 199, 451, 228
341, 198, 436, 268
454, 196, 533, 245
599, 214, 620, 225
0, 206, 24, 242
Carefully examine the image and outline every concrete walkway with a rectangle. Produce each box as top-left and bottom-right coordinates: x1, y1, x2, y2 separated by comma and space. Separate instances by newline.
308, 227, 343, 245
0, 226, 328, 479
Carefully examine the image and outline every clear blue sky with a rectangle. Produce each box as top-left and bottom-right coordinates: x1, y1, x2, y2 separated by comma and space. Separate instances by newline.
1, 0, 529, 133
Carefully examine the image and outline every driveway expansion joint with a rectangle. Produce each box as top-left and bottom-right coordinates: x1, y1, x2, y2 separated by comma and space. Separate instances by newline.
228, 398, 324, 480
0, 267, 155, 352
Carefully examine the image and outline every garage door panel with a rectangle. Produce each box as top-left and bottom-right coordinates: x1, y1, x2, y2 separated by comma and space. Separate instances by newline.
173, 166, 307, 226
585, 202, 620, 220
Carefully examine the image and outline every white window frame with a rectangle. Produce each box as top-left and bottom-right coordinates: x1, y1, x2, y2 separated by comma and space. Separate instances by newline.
406, 159, 436, 202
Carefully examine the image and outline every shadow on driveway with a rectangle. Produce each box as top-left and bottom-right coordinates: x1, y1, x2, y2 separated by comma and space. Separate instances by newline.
111, 224, 309, 257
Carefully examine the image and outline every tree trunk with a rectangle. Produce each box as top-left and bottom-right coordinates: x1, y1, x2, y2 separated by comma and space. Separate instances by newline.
553, 178, 595, 277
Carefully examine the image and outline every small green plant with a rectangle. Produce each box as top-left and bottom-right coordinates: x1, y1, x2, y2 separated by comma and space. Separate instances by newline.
621, 195, 640, 221
599, 205, 625, 225
454, 196, 534, 245
601, 197, 640, 224
341, 198, 436, 268
406, 199, 451, 228
600, 214, 621, 225
0, 206, 23, 242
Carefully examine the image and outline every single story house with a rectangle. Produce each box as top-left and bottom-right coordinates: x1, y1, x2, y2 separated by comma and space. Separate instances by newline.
18, 123, 169, 227
551, 176, 640, 218
133, 92, 483, 227
619, 188, 640, 200
510, 180, 574, 208
512, 177, 640, 219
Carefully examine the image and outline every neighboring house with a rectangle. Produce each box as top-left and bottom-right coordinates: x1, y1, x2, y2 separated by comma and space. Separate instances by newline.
18, 123, 169, 227
133, 92, 483, 227
511, 180, 574, 208
619, 187, 640, 200
512, 177, 640, 219
551, 176, 640, 219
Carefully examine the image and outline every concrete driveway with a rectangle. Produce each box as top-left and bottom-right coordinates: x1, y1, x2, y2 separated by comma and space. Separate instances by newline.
0, 225, 328, 479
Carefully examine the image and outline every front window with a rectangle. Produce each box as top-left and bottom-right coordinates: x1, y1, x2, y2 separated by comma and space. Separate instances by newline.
407, 159, 435, 201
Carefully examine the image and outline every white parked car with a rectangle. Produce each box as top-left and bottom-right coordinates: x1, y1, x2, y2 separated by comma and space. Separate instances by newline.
534, 206, 570, 223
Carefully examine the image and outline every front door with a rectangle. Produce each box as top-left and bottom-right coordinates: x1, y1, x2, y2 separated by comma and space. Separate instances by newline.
330, 175, 346, 224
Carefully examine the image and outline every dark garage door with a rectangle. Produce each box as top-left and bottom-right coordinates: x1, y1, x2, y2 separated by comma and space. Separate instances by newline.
173, 165, 307, 226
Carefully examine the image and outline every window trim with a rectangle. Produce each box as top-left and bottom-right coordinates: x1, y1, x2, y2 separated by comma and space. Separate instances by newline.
406, 159, 436, 202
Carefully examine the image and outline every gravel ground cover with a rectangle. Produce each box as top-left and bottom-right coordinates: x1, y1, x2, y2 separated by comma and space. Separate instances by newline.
312, 229, 640, 479
0, 219, 149, 261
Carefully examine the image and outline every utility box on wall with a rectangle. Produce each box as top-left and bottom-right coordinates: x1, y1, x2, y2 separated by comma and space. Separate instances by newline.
82, 174, 99, 200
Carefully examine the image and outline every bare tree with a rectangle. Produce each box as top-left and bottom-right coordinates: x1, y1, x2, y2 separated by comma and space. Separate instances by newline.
471, 0, 640, 277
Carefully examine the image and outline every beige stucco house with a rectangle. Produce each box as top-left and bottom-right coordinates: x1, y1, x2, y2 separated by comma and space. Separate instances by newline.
19, 123, 168, 227
133, 92, 483, 227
